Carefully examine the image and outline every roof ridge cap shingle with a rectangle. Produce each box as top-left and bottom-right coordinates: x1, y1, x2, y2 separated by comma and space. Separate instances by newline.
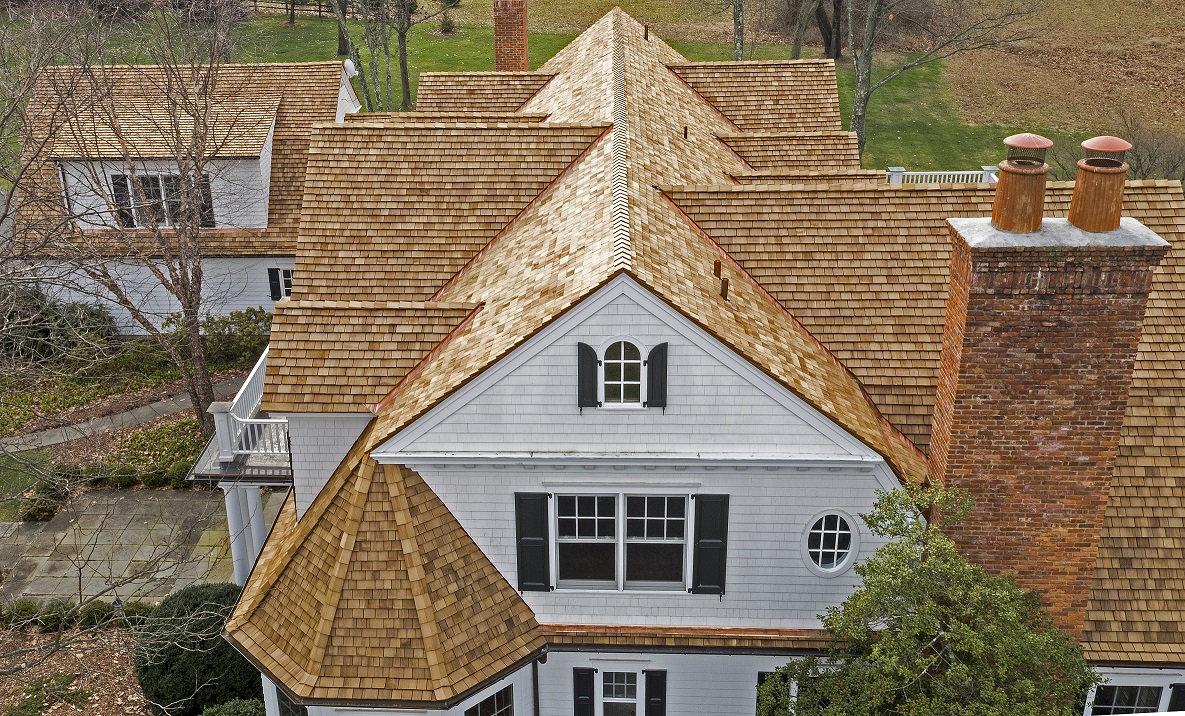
282, 299, 481, 310
608, 11, 633, 271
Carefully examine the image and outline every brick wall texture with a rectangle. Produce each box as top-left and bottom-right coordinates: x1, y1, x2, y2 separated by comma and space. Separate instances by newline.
494, 0, 528, 72
929, 225, 1168, 636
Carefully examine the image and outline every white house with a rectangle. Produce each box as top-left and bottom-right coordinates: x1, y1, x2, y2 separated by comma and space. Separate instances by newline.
20, 62, 360, 331
213, 7, 1185, 716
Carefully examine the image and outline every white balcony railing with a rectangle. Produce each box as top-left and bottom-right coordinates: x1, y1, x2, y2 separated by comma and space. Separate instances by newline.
887, 166, 999, 185
209, 347, 289, 462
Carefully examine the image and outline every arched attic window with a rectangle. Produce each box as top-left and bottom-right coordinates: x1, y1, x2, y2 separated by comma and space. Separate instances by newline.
603, 340, 642, 405
576, 341, 668, 410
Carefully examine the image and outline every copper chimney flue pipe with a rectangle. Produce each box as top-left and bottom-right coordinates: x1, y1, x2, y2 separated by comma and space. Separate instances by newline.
991, 133, 1054, 233
1068, 136, 1132, 233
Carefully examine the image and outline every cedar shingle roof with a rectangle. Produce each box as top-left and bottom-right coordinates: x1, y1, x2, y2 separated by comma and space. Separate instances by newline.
289, 121, 610, 305
229, 7, 1185, 693
24, 62, 348, 257
225, 442, 545, 706
415, 71, 552, 112
720, 131, 861, 171
262, 301, 479, 413
669, 60, 844, 132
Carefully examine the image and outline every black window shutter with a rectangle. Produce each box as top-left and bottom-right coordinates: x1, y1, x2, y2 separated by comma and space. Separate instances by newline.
198, 174, 215, 228
573, 668, 595, 716
691, 494, 729, 594
110, 174, 135, 227
577, 342, 599, 408
646, 343, 668, 408
267, 268, 283, 300
645, 670, 667, 716
1169, 685, 1185, 711
514, 493, 551, 592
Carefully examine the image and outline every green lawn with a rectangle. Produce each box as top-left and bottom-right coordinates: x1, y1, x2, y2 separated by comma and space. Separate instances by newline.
0, 452, 45, 522
230, 16, 1079, 171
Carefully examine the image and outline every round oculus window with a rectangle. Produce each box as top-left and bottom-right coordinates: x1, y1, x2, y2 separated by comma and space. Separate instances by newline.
805, 512, 855, 573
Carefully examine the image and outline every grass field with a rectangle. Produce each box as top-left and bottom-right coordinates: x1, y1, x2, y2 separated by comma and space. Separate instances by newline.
232, 15, 1073, 171
0, 453, 44, 522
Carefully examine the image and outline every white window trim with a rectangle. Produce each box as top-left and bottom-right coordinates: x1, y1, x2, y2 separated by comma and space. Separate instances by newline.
549, 488, 694, 592
800, 509, 861, 578
597, 335, 647, 410
281, 268, 294, 298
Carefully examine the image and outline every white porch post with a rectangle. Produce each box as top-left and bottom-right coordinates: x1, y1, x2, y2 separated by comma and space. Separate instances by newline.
209, 402, 236, 462
222, 484, 251, 586
262, 675, 280, 716
245, 485, 267, 561
982, 165, 1000, 183
236, 487, 257, 560
888, 166, 906, 185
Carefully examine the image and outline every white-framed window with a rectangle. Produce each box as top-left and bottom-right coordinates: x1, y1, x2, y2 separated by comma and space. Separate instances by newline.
600, 338, 644, 408
465, 684, 513, 716
110, 172, 214, 229
1090, 685, 1163, 714
281, 268, 293, 297
801, 510, 860, 577
602, 672, 638, 716
555, 493, 689, 590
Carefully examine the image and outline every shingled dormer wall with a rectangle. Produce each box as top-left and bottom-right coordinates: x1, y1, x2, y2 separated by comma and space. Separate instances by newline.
929, 215, 1168, 636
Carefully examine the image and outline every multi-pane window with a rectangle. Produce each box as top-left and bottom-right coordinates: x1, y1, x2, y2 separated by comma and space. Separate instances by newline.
806, 513, 853, 571
465, 685, 513, 716
556, 494, 687, 589
603, 341, 642, 404
281, 268, 294, 297
625, 496, 685, 585
557, 495, 617, 584
602, 672, 637, 716
110, 173, 214, 229
1091, 686, 1163, 714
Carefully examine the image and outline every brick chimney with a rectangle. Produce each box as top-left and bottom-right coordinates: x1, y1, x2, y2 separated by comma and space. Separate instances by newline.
928, 135, 1170, 636
494, 0, 528, 72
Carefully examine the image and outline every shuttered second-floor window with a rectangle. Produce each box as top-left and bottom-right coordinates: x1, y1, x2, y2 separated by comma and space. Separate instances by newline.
576, 341, 668, 410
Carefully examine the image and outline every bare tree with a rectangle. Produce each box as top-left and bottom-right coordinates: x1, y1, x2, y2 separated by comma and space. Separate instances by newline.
846, 0, 1037, 155
789, 0, 842, 59
331, 0, 457, 111
16, 0, 260, 438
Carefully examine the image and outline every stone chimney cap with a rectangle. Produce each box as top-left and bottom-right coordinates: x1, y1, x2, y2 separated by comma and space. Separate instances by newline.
1081, 135, 1133, 153
1003, 133, 1054, 151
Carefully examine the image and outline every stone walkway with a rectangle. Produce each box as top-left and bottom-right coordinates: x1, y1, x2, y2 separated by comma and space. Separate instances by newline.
0, 375, 247, 453
0, 487, 284, 603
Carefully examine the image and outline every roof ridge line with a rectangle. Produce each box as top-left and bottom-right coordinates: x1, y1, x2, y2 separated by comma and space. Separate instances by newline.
427, 124, 613, 302
609, 12, 632, 270
307, 457, 376, 672
383, 464, 451, 693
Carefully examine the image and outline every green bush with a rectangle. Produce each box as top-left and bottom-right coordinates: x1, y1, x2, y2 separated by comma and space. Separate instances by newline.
3, 598, 40, 629
37, 599, 77, 633
18, 494, 59, 521
106, 464, 140, 489
78, 600, 116, 628
200, 307, 272, 371
0, 286, 117, 364
140, 464, 168, 489
167, 461, 192, 490
135, 583, 261, 716
200, 699, 267, 716
119, 600, 155, 627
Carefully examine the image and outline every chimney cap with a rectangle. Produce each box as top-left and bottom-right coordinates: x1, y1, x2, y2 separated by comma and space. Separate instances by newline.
1003, 133, 1054, 151
1081, 135, 1133, 154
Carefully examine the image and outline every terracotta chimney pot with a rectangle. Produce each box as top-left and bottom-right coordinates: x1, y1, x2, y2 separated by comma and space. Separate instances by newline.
990, 133, 1053, 234
1069, 136, 1133, 233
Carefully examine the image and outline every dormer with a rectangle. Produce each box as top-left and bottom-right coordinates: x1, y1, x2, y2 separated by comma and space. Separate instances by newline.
50, 95, 280, 232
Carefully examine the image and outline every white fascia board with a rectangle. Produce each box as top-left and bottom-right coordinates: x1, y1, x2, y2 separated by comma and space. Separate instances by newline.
373, 274, 890, 468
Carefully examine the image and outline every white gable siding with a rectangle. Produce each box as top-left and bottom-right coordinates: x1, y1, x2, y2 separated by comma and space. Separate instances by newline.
45, 256, 294, 333
410, 462, 887, 629
60, 157, 270, 230
286, 412, 374, 519
386, 290, 865, 458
